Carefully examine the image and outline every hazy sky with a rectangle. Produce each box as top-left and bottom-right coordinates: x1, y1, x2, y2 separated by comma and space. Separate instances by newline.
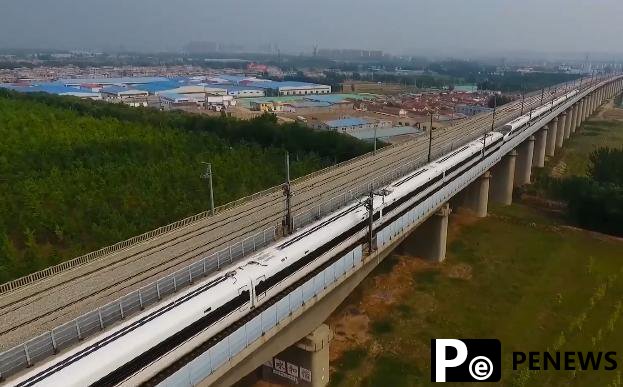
1, 0, 622, 57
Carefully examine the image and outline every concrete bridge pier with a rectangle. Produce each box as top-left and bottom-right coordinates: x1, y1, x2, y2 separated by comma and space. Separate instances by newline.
577, 100, 584, 127
582, 97, 588, 121
571, 102, 582, 133
406, 203, 451, 262
598, 89, 603, 104
463, 171, 491, 217
490, 149, 517, 205
555, 112, 566, 149
546, 118, 558, 156
515, 136, 535, 186
260, 324, 332, 387
588, 95, 593, 116
586, 94, 594, 118
533, 127, 547, 168
577, 100, 585, 130
565, 106, 575, 139
597, 91, 602, 107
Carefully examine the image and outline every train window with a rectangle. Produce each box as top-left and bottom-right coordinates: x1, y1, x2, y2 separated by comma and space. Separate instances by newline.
255, 276, 267, 300
501, 124, 513, 134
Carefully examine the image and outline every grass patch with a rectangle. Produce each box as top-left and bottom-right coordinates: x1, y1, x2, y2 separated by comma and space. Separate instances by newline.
395, 303, 413, 318
413, 269, 440, 289
338, 348, 368, 370
330, 204, 623, 386
371, 319, 394, 335
363, 356, 423, 387
556, 118, 623, 177
374, 253, 400, 275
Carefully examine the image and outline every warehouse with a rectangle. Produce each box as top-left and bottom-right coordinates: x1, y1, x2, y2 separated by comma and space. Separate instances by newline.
309, 117, 391, 133
214, 84, 265, 98
155, 85, 228, 97
100, 86, 149, 107
244, 80, 331, 96
160, 92, 236, 111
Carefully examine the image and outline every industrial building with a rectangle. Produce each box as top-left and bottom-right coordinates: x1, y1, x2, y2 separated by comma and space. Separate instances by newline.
159, 92, 235, 111
0, 74, 331, 111
100, 86, 149, 107
206, 75, 330, 96
455, 104, 493, 117
309, 117, 392, 133
218, 85, 265, 98
247, 80, 331, 96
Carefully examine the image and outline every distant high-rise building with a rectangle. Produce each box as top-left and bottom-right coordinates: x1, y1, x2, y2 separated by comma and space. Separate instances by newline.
317, 48, 384, 61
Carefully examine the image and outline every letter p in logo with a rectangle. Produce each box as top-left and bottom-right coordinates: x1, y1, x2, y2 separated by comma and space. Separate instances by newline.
434, 339, 468, 382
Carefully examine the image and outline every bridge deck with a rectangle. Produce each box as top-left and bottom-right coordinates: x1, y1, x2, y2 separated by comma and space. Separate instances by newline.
0, 85, 575, 351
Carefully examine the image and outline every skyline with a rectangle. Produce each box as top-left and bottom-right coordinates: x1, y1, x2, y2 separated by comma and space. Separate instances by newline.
1, 0, 623, 59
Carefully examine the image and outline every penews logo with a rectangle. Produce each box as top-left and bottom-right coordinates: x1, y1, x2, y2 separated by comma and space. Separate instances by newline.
431, 339, 501, 382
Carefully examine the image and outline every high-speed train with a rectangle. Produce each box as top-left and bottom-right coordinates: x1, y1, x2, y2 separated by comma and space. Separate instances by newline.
501, 89, 578, 140
10, 87, 578, 386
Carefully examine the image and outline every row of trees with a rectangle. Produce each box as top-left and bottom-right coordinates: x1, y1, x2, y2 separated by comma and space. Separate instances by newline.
0, 93, 373, 283
547, 147, 623, 236
477, 72, 580, 93
0, 90, 372, 163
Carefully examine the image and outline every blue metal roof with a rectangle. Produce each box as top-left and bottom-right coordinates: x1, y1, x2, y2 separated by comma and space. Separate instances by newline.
202, 83, 263, 93
325, 118, 369, 128
213, 75, 249, 84
133, 81, 186, 94
0, 83, 99, 96
59, 77, 169, 86
0, 83, 27, 92
100, 85, 128, 94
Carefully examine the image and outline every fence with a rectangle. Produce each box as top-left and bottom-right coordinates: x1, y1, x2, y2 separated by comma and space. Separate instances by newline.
0, 226, 277, 380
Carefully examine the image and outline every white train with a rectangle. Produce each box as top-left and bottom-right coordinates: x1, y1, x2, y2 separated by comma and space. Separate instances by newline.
501, 89, 578, 140
11, 86, 578, 386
